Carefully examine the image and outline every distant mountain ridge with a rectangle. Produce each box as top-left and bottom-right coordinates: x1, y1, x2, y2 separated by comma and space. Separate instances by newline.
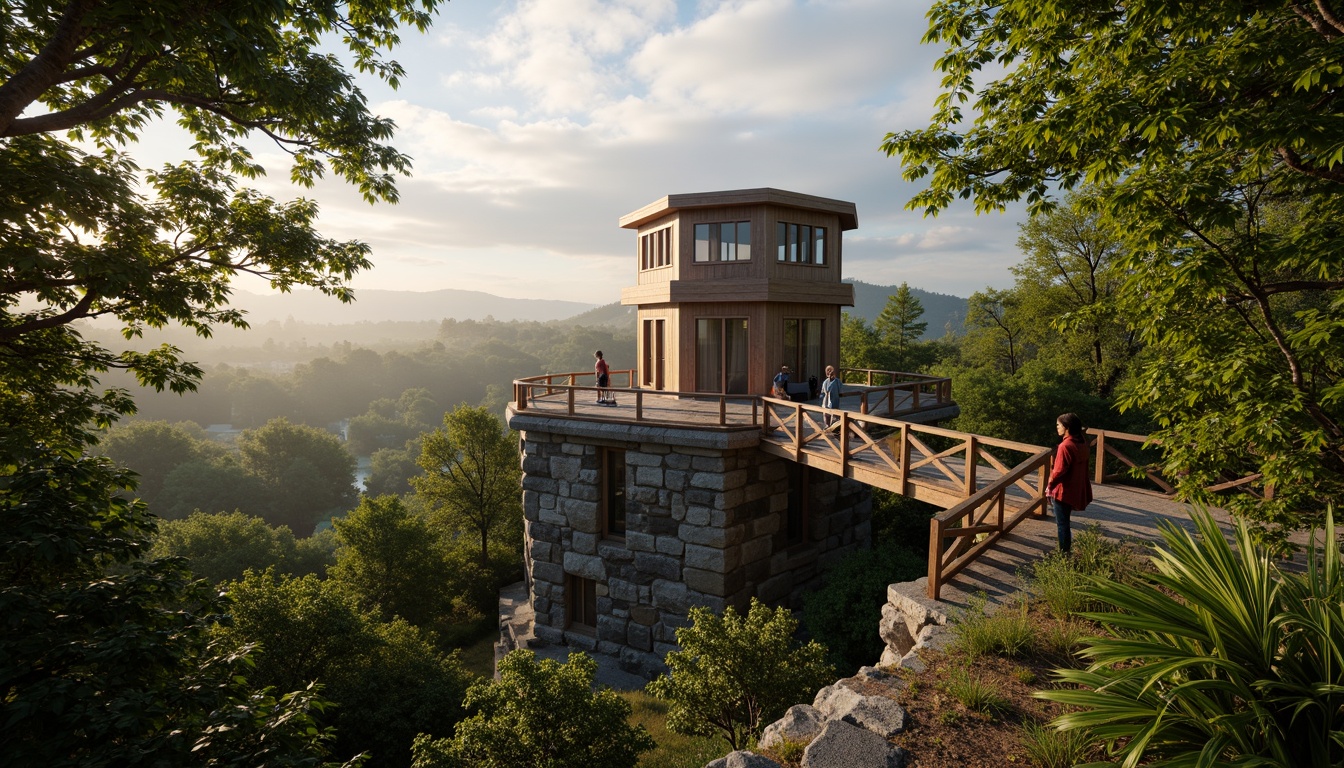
228, 287, 597, 325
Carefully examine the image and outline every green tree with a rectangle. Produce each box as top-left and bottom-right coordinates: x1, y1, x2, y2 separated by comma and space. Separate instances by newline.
365, 438, 424, 497
156, 456, 273, 520
884, 0, 1344, 535
411, 650, 654, 768
1041, 510, 1344, 767
220, 570, 470, 768
330, 495, 449, 628
98, 420, 224, 504
0, 448, 353, 766
839, 312, 884, 372
647, 599, 835, 751
151, 510, 300, 584
874, 282, 930, 371
1012, 190, 1138, 397
413, 405, 522, 565
0, 0, 440, 450
962, 287, 1031, 374
238, 417, 357, 534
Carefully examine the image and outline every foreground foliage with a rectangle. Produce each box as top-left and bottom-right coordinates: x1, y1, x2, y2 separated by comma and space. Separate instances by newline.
887, 0, 1344, 538
648, 599, 834, 751
1041, 510, 1344, 767
0, 448, 354, 766
412, 650, 654, 768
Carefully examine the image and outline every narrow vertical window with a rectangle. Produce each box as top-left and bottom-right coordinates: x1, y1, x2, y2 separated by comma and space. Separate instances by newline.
566, 574, 597, 629
736, 221, 751, 261
788, 224, 799, 262
814, 227, 826, 265
603, 448, 626, 537
777, 222, 787, 261
694, 223, 711, 262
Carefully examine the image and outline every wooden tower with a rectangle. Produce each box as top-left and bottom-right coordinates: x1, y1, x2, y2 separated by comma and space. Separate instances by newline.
619, 188, 857, 395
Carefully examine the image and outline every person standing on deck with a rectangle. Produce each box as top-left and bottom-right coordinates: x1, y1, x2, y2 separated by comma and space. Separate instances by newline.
594, 350, 613, 405
820, 365, 841, 427
1046, 412, 1092, 554
772, 365, 790, 399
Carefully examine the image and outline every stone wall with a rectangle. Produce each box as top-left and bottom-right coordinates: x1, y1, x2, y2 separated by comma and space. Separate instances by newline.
513, 415, 872, 679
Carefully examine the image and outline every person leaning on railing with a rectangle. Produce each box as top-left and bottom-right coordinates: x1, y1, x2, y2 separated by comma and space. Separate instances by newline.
1046, 412, 1092, 555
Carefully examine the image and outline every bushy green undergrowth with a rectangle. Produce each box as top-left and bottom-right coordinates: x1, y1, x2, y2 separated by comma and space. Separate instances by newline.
802, 541, 925, 670
1027, 524, 1143, 619
619, 691, 722, 768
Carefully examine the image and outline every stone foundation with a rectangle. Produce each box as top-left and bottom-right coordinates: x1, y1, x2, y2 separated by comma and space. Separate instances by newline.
513, 414, 871, 679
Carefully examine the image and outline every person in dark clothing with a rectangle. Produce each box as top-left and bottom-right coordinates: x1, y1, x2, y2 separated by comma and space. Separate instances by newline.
1046, 412, 1092, 554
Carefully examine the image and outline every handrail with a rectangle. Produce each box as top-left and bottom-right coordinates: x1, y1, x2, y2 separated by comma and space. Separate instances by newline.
511, 368, 953, 429
926, 447, 1052, 599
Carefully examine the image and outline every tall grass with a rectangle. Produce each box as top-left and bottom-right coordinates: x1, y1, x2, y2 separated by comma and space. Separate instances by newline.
950, 593, 1035, 658
1019, 720, 1091, 768
620, 690, 724, 768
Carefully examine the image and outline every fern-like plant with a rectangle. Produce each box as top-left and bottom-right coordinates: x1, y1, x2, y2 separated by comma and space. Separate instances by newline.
1038, 508, 1344, 767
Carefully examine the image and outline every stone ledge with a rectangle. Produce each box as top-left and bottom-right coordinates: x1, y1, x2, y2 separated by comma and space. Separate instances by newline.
510, 410, 764, 450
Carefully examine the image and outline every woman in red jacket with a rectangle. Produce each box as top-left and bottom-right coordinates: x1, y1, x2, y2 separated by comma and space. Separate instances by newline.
1046, 412, 1092, 554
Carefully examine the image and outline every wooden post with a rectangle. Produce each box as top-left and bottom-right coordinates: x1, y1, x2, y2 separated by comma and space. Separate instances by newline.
927, 518, 943, 600
635, 390, 643, 422
567, 387, 575, 415
898, 424, 911, 494
793, 403, 803, 459
1094, 430, 1106, 484
840, 411, 850, 477
515, 383, 527, 411
964, 435, 979, 498
719, 396, 727, 425
860, 392, 870, 415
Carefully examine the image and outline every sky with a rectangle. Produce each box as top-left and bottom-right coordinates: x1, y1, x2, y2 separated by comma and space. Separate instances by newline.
137, 0, 1027, 306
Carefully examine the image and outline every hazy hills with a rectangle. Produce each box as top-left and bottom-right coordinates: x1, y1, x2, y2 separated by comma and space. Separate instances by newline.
226, 287, 598, 325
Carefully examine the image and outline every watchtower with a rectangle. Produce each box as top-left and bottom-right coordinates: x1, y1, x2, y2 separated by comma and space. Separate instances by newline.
619, 188, 857, 394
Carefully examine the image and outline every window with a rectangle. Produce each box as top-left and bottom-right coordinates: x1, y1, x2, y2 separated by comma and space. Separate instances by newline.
642, 318, 665, 389
783, 319, 823, 385
640, 227, 672, 270
695, 317, 750, 394
566, 574, 597, 630
776, 222, 826, 265
693, 222, 751, 262
602, 448, 626, 537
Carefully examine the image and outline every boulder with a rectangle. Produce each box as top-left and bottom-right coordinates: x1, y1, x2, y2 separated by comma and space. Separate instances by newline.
704, 750, 783, 768
758, 704, 825, 750
812, 681, 908, 739
801, 719, 907, 768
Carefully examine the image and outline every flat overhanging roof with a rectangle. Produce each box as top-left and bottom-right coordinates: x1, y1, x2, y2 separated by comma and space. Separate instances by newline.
619, 188, 858, 231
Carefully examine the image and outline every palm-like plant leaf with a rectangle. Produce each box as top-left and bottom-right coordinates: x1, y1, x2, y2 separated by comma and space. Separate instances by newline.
1037, 508, 1344, 767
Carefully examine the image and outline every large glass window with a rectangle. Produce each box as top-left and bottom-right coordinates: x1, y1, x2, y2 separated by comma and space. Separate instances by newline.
776, 222, 826, 265
783, 319, 824, 385
602, 448, 626, 537
694, 221, 750, 262
695, 317, 750, 394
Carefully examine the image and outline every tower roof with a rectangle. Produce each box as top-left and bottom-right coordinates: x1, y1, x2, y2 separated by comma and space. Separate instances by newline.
619, 188, 858, 231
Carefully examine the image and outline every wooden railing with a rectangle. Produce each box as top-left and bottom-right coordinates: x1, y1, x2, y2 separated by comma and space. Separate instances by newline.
926, 447, 1052, 599
513, 370, 761, 428
511, 369, 952, 430
1088, 428, 1273, 500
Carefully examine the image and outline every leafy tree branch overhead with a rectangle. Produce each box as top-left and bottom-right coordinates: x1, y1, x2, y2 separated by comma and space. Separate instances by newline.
0, 0, 441, 448
885, 0, 1344, 538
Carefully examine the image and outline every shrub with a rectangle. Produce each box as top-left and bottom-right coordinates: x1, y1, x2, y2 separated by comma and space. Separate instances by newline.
1028, 526, 1144, 619
1037, 619, 1091, 663
802, 541, 925, 670
412, 650, 653, 768
647, 599, 835, 751
1040, 509, 1344, 767
950, 593, 1035, 658
1020, 720, 1092, 768
941, 669, 1012, 718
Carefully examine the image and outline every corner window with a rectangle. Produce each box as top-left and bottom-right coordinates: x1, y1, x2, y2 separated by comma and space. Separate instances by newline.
640, 227, 672, 270
602, 448, 626, 537
694, 222, 751, 262
566, 574, 597, 630
776, 222, 826, 265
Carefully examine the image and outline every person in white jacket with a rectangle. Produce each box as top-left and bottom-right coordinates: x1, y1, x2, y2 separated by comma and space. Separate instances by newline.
820, 365, 841, 427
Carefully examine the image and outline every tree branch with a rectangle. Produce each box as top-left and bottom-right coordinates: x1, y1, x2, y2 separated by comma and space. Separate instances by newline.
1276, 145, 1344, 183
0, 0, 97, 133
0, 292, 96, 341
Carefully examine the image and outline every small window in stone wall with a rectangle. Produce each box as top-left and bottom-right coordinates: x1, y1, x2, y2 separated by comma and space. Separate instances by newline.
785, 463, 810, 545
566, 574, 597, 630
602, 448, 626, 537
